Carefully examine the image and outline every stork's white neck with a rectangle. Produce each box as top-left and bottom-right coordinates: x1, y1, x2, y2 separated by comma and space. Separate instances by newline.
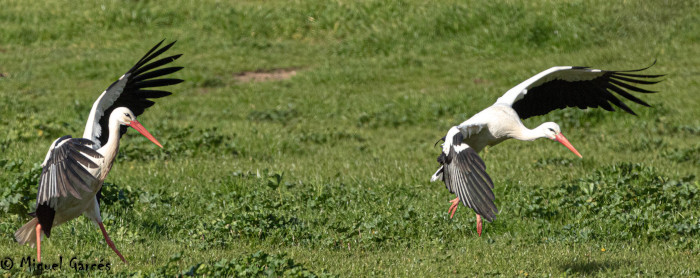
510, 124, 549, 141
97, 111, 122, 168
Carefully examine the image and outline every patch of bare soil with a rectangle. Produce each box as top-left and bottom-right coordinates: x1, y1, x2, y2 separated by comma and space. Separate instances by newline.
0, 73, 7, 78
234, 67, 299, 83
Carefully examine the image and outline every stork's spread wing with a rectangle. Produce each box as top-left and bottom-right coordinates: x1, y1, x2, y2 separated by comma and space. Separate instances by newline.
495, 62, 663, 119
82, 40, 183, 148
435, 144, 498, 222
36, 136, 103, 209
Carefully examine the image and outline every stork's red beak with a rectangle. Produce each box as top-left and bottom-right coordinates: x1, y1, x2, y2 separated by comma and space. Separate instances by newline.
554, 133, 582, 158
128, 120, 163, 148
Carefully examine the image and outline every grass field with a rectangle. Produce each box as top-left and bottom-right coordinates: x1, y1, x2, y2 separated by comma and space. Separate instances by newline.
1, 0, 698, 276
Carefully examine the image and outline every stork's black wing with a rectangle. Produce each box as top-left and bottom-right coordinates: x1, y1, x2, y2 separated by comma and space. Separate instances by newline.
496, 62, 664, 119
439, 145, 498, 222
36, 135, 103, 209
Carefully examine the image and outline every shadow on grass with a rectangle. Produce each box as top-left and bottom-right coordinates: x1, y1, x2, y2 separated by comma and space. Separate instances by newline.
560, 259, 629, 275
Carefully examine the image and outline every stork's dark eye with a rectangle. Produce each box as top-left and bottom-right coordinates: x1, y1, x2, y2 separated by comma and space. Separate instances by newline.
124, 113, 132, 119
548, 128, 555, 132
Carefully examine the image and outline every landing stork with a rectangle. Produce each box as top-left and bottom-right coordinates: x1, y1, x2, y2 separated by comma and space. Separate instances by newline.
15, 40, 183, 263
431, 62, 663, 236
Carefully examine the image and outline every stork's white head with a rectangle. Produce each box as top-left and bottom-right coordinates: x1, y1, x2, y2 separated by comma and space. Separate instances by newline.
538, 122, 582, 158
538, 122, 561, 140
113, 107, 137, 126
111, 107, 163, 148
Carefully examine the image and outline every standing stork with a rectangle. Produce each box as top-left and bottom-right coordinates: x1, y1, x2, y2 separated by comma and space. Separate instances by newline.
431, 62, 663, 236
14, 40, 183, 263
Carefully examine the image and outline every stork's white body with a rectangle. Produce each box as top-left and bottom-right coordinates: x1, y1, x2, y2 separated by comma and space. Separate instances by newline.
447, 105, 525, 153
45, 109, 126, 229
17, 108, 134, 247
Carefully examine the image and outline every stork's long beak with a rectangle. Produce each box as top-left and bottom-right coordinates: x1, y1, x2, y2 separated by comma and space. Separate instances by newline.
128, 120, 163, 148
554, 133, 582, 158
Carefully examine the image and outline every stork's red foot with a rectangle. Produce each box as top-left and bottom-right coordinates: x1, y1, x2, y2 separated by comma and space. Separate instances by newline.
448, 198, 460, 219
448, 198, 484, 236
476, 214, 483, 237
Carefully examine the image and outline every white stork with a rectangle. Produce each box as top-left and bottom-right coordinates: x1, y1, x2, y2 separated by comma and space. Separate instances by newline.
14, 40, 183, 263
431, 62, 663, 236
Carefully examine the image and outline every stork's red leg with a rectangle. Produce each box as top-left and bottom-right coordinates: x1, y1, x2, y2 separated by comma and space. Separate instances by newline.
448, 198, 484, 236
448, 198, 460, 218
476, 214, 482, 237
98, 222, 127, 263
35, 224, 42, 262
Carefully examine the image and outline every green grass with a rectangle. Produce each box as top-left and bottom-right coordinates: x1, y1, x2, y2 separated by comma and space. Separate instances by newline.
1, 0, 699, 276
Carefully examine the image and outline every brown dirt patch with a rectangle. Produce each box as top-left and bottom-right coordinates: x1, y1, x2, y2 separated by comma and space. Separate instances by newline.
234, 67, 299, 83
0, 73, 7, 78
